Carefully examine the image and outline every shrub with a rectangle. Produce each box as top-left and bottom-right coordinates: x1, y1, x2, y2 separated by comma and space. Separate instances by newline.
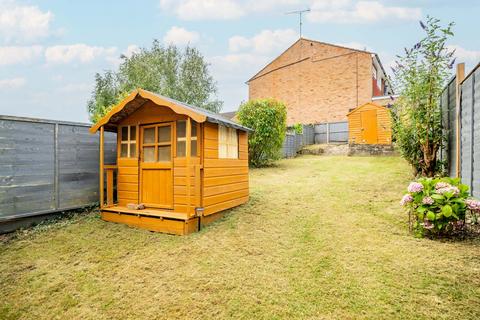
237, 99, 287, 167
291, 123, 303, 134
400, 177, 480, 237
391, 16, 455, 177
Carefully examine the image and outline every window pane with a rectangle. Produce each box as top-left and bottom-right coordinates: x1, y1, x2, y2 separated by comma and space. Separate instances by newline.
158, 126, 171, 143
143, 146, 155, 162
143, 127, 155, 144
219, 144, 227, 158
130, 143, 136, 157
130, 126, 136, 141
121, 127, 128, 141
177, 121, 186, 138
177, 141, 186, 157
191, 140, 197, 157
158, 146, 171, 161
120, 143, 128, 157
228, 145, 238, 159
191, 121, 197, 137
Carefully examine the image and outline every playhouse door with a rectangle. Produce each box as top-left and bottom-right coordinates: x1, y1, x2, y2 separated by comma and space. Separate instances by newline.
360, 110, 378, 144
139, 123, 174, 209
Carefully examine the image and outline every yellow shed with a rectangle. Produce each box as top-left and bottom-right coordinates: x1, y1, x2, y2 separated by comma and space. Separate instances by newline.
90, 89, 251, 235
347, 102, 392, 145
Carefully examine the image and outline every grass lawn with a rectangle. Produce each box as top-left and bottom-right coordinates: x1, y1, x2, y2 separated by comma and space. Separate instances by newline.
1, 155, 479, 319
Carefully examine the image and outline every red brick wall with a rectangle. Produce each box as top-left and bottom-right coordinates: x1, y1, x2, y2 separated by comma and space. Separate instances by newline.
248, 39, 374, 125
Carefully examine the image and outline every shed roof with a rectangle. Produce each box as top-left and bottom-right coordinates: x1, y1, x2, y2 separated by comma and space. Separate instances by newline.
90, 89, 251, 133
346, 102, 389, 116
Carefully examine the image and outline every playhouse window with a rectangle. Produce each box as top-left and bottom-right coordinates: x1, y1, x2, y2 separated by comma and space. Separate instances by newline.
176, 120, 198, 157
120, 126, 136, 158
219, 125, 238, 159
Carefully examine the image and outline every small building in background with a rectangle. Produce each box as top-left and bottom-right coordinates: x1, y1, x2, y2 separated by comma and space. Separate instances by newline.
347, 102, 392, 145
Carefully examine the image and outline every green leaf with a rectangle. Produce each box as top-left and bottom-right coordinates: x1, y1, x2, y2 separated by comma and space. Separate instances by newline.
417, 206, 427, 213
426, 211, 436, 221
442, 205, 452, 217
431, 194, 444, 200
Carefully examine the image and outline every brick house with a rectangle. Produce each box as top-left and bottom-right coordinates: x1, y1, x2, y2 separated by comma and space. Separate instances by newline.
247, 38, 394, 125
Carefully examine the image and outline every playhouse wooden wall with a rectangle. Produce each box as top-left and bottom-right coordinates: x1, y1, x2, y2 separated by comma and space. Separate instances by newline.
202, 122, 249, 216
348, 103, 392, 145
115, 101, 201, 212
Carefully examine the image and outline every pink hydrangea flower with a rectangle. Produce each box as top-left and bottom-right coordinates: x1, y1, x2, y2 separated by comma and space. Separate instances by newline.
435, 182, 451, 190
407, 182, 423, 193
400, 194, 413, 206
436, 186, 460, 196
465, 199, 480, 212
422, 196, 434, 205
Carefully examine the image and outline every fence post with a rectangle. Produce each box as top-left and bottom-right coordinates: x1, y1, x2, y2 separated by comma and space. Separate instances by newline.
455, 63, 465, 178
326, 122, 330, 144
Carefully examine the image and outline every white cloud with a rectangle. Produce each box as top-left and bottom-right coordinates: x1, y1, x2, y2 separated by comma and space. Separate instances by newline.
124, 44, 140, 58
163, 26, 200, 46
159, 0, 301, 20
0, 77, 26, 89
307, 0, 421, 23
160, 0, 244, 20
228, 29, 297, 54
448, 45, 480, 64
0, 45, 43, 65
0, 1, 53, 43
44, 44, 117, 64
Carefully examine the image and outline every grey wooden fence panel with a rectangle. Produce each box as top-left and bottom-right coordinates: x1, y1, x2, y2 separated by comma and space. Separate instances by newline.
448, 80, 457, 177
302, 124, 315, 145
461, 76, 473, 193
0, 116, 116, 226
472, 68, 480, 198
314, 121, 348, 144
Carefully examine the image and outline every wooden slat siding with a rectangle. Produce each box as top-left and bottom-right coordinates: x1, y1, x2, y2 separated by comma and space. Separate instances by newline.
117, 158, 138, 206
201, 122, 249, 216
348, 103, 392, 145
204, 174, 249, 187
173, 156, 200, 215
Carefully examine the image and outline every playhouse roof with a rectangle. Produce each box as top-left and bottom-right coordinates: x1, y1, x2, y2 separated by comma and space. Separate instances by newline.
346, 102, 388, 116
90, 89, 252, 133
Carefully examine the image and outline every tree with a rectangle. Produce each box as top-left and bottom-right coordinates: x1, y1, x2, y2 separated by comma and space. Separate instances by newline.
87, 40, 222, 123
237, 99, 287, 167
391, 16, 455, 177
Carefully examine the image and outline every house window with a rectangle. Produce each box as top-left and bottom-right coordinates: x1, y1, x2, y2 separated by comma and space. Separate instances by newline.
120, 126, 136, 158
176, 120, 198, 157
219, 125, 238, 159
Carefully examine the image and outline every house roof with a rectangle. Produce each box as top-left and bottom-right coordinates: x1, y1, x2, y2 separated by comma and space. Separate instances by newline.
247, 37, 374, 83
219, 111, 237, 120
346, 102, 389, 116
90, 89, 252, 133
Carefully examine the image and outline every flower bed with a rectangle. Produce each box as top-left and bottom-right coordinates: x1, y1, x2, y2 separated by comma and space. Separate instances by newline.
401, 177, 480, 237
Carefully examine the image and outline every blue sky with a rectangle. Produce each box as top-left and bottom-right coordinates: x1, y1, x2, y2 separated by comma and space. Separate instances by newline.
0, 0, 479, 123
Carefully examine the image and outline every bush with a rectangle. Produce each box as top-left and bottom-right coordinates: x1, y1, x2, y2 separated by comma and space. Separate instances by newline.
291, 123, 303, 134
400, 177, 480, 237
237, 99, 287, 167
391, 16, 455, 177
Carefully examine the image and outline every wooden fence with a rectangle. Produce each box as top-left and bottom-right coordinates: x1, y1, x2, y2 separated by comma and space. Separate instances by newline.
440, 63, 480, 197
0, 115, 116, 232
314, 121, 349, 144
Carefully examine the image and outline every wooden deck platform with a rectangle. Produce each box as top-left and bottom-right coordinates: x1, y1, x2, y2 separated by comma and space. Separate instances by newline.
100, 205, 226, 235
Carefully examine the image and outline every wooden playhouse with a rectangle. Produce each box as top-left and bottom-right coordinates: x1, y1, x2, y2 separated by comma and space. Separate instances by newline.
90, 89, 251, 235
347, 102, 392, 145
